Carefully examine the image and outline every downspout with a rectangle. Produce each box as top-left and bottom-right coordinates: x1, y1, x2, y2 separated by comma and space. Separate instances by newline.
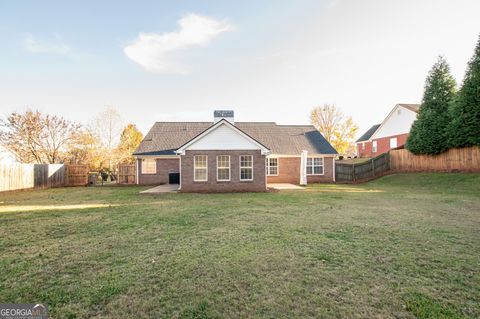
300, 150, 308, 186
178, 155, 182, 191
333, 156, 336, 182
135, 157, 139, 185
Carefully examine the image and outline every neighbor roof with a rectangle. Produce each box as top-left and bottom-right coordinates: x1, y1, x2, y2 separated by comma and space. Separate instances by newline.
356, 124, 381, 143
134, 122, 338, 156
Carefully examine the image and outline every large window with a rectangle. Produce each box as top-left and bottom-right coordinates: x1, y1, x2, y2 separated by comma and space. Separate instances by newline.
372, 141, 378, 153
142, 158, 156, 174
217, 155, 230, 181
306, 157, 324, 175
266, 158, 278, 176
240, 155, 253, 181
194, 155, 208, 181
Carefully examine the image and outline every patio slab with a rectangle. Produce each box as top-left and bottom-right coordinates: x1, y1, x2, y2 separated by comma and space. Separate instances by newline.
267, 183, 305, 190
140, 184, 179, 194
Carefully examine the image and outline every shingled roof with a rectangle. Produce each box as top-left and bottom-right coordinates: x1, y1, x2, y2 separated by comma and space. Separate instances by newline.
134, 122, 338, 156
356, 124, 381, 143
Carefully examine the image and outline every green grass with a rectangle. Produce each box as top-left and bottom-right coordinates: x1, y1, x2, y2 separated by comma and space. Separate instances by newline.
0, 173, 479, 318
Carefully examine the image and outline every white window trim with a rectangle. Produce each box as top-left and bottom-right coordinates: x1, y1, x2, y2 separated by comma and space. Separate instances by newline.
216, 155, 231, 182
306, 156, 324, 176
141, 158, 157, 175
194, 155, 208, 182
372, 141, 378, 153
266, 157, 279, 176
239, 155, 254, 181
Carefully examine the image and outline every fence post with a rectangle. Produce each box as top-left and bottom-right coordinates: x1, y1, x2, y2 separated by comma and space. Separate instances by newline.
372, 158, 375, 177
352, 163, 356, 182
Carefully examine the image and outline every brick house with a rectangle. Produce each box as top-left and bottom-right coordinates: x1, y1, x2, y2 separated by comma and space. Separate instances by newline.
356, 104, 419, 158
133, 111, 338, 192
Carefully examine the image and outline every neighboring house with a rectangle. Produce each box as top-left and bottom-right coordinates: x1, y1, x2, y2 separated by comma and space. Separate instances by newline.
356, 103, 420, 158
133, 110, 338, 192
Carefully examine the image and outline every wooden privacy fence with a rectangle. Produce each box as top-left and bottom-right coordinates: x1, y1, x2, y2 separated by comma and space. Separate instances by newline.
118, 164, 136, 184
390, 147, 480, 172
335, 153, 390, 183
0, 163, 88, 192
66, 165, 89, 186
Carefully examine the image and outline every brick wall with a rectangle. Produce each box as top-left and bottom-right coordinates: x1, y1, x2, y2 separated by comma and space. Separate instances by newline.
357, 133, 409, 158
307, 157, 335, 183
180, 150, 266, 192
137, 158, 180, 185
266, 157, 300, 184
357, 141, 373, 158
266, 156, 335, 184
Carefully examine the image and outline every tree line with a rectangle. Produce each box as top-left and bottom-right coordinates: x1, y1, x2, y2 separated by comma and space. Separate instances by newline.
407, 35, 480, 155
0, 106, 143, 175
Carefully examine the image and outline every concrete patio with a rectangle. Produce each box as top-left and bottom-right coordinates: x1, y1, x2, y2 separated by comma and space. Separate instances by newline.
267, 183, 305, 190
140, 184, 179, 194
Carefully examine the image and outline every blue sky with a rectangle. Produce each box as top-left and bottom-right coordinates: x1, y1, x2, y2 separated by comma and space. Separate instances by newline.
1, 0, 480, 135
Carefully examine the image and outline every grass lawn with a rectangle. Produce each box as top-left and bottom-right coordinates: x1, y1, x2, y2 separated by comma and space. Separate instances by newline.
0, 174, 479, 318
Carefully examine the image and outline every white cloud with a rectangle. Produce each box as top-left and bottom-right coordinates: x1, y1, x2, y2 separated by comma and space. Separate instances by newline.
124, 13, 233, 74
23, 34, 72, 55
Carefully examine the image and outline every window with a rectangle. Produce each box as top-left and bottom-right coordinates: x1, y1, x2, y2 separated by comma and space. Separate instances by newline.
240, 155, 253, 181
372, 141, 378, 153
194, 155, 208, 181
266, 158, 278, 176
362, 142, 365, 150
306, 157, 324, 175
142, 158, 156, 174
217, 155, 230, 181
390, 137, 397, 149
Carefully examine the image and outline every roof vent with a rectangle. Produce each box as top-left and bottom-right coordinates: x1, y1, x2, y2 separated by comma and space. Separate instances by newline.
214, 110, 234, 124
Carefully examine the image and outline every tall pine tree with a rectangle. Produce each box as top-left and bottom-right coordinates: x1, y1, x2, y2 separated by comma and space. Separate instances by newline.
406, 56, 456, 155
448, 34, 480, 148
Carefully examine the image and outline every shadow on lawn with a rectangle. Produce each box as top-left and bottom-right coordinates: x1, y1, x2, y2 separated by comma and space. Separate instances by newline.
306, 185, 385, 193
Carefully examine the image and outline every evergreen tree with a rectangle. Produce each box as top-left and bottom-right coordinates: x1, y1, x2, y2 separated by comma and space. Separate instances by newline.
406, 56, 456, 154
448, 35, 480, 148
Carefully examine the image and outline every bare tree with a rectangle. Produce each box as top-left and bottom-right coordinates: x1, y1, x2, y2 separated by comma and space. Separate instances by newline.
90, 106, 124, 170
91, 105, 124, 150
310, 104, 359, 155
0, 110, 81, 163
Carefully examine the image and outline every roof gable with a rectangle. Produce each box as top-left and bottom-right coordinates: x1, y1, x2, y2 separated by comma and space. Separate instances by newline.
175, 120, 270, 155
371, 104, 419, 140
